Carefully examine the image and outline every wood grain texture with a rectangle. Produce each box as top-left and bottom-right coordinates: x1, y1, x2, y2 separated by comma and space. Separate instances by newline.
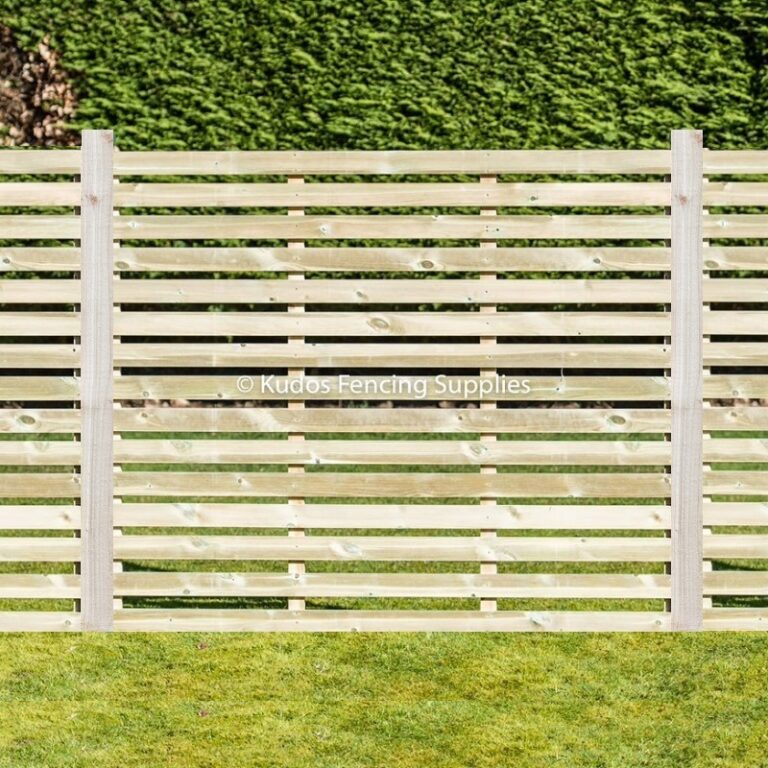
110, 609, 671, 632
112, 471, 671, 498
2, 277, 765, 304
112, 535, 671, 562
3, 245, 764, 273
4, 141, 768, 634
111, 149, 672, 175
671, 130, 704, 632
80, 130, 114, 632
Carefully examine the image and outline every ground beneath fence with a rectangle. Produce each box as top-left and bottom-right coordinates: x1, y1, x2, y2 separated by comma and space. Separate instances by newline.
1, 633, 767, 767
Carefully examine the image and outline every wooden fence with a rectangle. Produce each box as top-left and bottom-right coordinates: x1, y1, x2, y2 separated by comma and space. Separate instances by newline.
1, 130, 767, 632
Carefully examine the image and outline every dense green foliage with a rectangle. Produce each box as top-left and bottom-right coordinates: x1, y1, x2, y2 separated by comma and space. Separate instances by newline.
2, 0, 768, 150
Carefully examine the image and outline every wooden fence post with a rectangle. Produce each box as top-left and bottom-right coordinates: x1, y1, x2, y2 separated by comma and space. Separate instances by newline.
80, 130, 114, 631
671, 129, 704, 631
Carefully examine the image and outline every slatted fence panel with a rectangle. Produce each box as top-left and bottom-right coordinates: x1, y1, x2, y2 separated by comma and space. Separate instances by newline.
699, 151, 768, 631
0, 149, 82, 632
104, 146, 675, 632
0, 138, 764, 631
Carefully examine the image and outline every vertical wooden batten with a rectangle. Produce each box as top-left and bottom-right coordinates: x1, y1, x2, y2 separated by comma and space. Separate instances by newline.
287, 175, 306, 611
670, 129, 704, 631
80, 130, 115, 631
479, 174, 498, 613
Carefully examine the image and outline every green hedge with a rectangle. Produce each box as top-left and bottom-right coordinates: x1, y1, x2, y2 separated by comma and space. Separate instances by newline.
2, 0, 767, 150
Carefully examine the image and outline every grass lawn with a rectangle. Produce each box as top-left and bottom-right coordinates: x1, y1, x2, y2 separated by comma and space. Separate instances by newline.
2, 632, 768, 767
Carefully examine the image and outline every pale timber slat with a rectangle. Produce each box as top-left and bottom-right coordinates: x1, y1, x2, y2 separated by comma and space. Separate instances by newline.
0, 407, 672, 435
8, 310, 768, 338
9, 374, 768, 402
109, 181, 672, 207
3, 213, 768, 240
112, 535, 671, 562
111, 609, 671, 632
0, 613, 80, 632
5, 246, 767, 273
2, 278, 764, 305
113, 471, 671, 498
112, 149, 672, 175
114, 502, 670, 529
0, 505, 80, 529
113, 572, 671, 599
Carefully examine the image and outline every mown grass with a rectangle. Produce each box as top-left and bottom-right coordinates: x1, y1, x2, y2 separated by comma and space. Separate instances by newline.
2, 632, 768, 767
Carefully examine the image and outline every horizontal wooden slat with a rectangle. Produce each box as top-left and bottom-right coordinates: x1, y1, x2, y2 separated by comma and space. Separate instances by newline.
114, 502, 670, 529
0, 538, 79, 560
0, 248, 79, 272
6, 309, 768, 339
0, 149, 762, 180
114, 180, 768, 208
704, 572, 768, 595
704, 407, 768, 431
110, 214, 671, 240
0, 438, 671, 466
109, 311, 672, 338
0, 574, 79, 598
704, 440, 768, 462
704, 151, 768, 174
6, 375, 768, 402
0, 345, 78, 368
703, 182, 768, 205
702, 609, 768, 631
3, 245, 766, 273
0, 377, 78, 401
108, 181, 672, 208
0, 312, 80, 336
0, 534, 670, 562
3, 278, 764, 305
704, 502, 768, 526
114, 375, 672, 402
4, 438, 766, 469
115, 406, 768, 434
114, 471, 670, 498
113, 534, 670, 561
111, 608, 671, 632
0, 151, 80, 174
112, 150, 672, 176
0, 183, 78, 206
0, 473, 80, 498
706, 535, 768, 557
0, 505, 79, 529
114, 246, 672, 273
0, 216, 79, 239
113, 572, 671, 598
109, 343, 674, 369
702, 343, 768, 366
704, 473, 768, 495
115, 407, 667, 434
114, 439, 671, 466
0, 409, 81, 433
0, 181, 673, 210
10, 340, 768, 369
0, 407, 673, 435
0, 612, 80, 632
3, 214, 766, 241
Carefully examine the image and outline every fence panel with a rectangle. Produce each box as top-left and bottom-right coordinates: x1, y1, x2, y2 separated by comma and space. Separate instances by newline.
0, 147, 83, 631
2, 134, 762, 632
106, 144, 675, 632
